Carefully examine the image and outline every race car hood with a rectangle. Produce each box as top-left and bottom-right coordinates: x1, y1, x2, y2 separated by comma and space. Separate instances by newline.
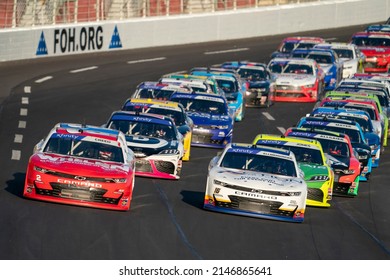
125, 135, 179, 157
248, 80, 270, 89
211, 166, 306, 190
225, 92, 239, 103
276, 74, 316, 86
358, 47, 390, 56
187, 112, 232, 126
298, 163, 329, 180
30, 152, 131, 176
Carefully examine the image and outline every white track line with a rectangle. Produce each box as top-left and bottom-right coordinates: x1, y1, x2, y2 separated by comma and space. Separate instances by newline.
70, 66, 98, 73
262, 112, 275, 121
18, 121, 26, 128
24, 86, 31, 93
14, 134, 23, 143
127, 57, 166, 64
35, 76, 53, 83
11, 150, 21, 160
277, 127, 286, 134
21, 97, 29, 104
204, 48, 249, 55
20, 108, 28, 116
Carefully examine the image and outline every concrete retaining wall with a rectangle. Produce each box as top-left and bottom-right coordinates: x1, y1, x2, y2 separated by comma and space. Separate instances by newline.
0, 0, 388, 62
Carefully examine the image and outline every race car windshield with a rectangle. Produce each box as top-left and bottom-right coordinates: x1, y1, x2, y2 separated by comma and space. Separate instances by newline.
351, 37, 390, 47
109, 120, 176, 140
283, 63, 313, 75
216, 80, 237, 94
258, 144, 324, 165
306, 54, 332, 64
343, 104, 377, 120
171, 98, 227, 115
297, 42, 317, 49
314, 138, 350, 157
123, 106, 185, 126
311, 113, 373, 132
136, 88, 175, 100
268, 62, 286, 74
332, 49, 353, 59
321, 102, 377, 120
300, 123, 362, 143
342, 117, 372, 132
279, 42, 315, 52
237, 68, 267, 81
44, 136, 124, 163
279, 42, 296, 52
220, 152, 297, 177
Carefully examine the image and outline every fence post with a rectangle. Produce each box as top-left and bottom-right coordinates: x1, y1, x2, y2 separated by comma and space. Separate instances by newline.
96, 0, 100, 21
32, 0, 37, 26
75, 0, 78, 23
12, 0, 17, 27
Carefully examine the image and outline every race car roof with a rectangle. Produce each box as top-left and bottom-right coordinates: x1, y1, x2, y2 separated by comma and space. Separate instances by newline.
136, 81, 193, 92
281, 36, 325, 43
268, 57, 316, 65
365, 24, 390, 33
286, 127, 349, 143
109, 111, 174, 126
299, 116, 361, 131
228, 143, 295, 160
170, 91, 226, 103
56, 123, 120, 141
253, 134, 322, 150
123, 98, 183, 112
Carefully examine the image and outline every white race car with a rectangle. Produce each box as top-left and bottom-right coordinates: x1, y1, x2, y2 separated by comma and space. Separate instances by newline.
267, 57, 325, 102
314, 43, 365, 78
203, 143, 308, 222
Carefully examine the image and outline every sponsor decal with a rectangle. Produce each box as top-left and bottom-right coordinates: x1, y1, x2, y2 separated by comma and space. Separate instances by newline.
109, 25, 122, 49
233, 175, 283, 186
235, 190, 277, 200
37, 153, 130, 172
57, 179, 102, 188
36, 32, 48, 56
53, 26, 104, 54
195, 95, 224, 103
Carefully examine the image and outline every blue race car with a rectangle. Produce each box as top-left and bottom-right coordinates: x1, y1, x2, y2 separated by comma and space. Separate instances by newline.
311, 107, 381, 167
104, 111, 184, 180
236, 62, 274, 108
131, 81, 193, 100
170, 91, 234, 148
190, 68, 246, 121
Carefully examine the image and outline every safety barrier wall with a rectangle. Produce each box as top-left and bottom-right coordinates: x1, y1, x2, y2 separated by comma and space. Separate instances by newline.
0, 0, 389, 62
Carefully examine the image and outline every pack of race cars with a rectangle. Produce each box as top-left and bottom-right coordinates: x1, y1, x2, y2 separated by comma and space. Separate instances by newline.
23, 21, 390, 223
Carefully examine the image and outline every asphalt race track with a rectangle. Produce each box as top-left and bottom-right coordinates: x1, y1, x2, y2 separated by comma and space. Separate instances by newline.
0, 23, 389, 260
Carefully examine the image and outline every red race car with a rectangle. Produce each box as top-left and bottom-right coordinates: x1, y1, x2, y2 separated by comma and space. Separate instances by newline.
24, 123, 136, 211
351, 31, 390, 73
